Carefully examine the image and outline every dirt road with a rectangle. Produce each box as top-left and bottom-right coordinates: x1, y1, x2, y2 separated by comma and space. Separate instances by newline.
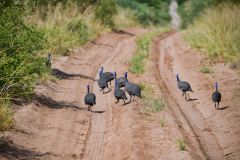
1, 29, 240, 160
152, 32, 240, 160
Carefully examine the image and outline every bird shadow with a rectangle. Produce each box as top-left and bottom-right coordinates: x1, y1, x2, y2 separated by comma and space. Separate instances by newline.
91, 110, 105, 113
52, 68, 95, 81
103, 89, 112, 94
187, 98, 198, 101
34, 94, 83, 110
0, 138, 47, 160
218, 106, 229, 110
121, 101, 131, 106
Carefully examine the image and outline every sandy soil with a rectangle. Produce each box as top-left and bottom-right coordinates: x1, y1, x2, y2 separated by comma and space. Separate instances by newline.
152, 32, 240, 160
1, 29, 240, 160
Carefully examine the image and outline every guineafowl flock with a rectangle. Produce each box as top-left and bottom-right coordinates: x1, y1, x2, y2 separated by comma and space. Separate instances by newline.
46, 54, 222, 111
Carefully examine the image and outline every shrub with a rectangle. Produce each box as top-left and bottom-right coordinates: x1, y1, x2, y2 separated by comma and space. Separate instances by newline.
94, 0, 117, 27
0, 3, 49, 100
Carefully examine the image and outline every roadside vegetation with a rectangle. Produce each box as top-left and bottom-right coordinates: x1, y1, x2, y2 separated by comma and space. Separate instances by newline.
129, 28, 170, 74
179, 0, 240, 63
140, 83, 165, 114
176, 138, 187, 151
0, 0, 171, 132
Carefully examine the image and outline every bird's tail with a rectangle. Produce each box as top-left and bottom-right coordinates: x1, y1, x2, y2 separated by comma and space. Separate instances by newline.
136, 93, 142, 98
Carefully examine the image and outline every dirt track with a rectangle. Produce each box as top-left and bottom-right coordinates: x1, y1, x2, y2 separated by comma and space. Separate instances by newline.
1, 29, 240, 160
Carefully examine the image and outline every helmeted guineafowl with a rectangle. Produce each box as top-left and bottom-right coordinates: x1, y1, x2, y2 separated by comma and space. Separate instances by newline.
114, 79, 128, 104
212, 82, 221, 110
124, 72, 142, 101
99, 67, 114, 85
84, 85, 96, 111
46, 53, 51, 67
113, 72, 127, 88
98, 70, 109, 93
176, 74, 193, 100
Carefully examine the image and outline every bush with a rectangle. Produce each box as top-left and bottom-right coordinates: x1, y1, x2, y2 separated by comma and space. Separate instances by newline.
95, 0, 117, 27
183, 3, 240, 62
0, 4, 49, 100
117, 0, 170, 26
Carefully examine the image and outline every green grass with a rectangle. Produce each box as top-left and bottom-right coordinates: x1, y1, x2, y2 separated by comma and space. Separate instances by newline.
140, 83, 165, 113
176, 138, 187, 151
129, 28, 170, 74
159, 118, 166, 127
199, 65, 213, 74
183, 3, 240, 63
0, 101, 14, 132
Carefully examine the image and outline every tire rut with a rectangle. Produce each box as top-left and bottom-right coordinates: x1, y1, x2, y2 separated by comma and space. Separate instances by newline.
152, 31, 226, 160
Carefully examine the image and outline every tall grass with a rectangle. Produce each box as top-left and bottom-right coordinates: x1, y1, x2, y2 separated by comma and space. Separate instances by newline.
183, 3, 240, 62
27, 3, 109, 56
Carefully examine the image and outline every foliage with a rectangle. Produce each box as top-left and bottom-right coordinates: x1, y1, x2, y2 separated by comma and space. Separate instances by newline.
178, 0, 240, 28
94, 0, 117, 27
183, 3, 240, 62
0, 3, 49, 100
117, 0, 170, 26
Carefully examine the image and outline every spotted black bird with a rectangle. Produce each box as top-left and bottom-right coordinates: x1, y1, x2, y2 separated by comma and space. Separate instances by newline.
46, 53, 51, 67
99, 67, 114, 85
113, 72, 127, 88
114, 79, 127, 104
212, 82, 222, 110
176, 74, 193, 100
98, 71, 109, 94
124, 72, 142, 101
84, 85, 96, 111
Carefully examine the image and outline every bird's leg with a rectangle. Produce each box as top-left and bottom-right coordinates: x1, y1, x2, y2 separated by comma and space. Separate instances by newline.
214, 103, 217, 109
123, 99, 126, 104
115, 99, 119, 104
184, 92, 188, 100
129, 95, 132, 102
88, 105, 90, 111
217, 102, 220, 110
182, 92, 184, 97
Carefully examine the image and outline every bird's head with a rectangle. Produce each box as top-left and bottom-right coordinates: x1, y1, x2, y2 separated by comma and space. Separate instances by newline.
124, 72, 128, 79
115, 79, 118, 88
176, 74, 180, 81
99, 68, 103, 77
215, 82, 218, 91
87, 85, 90, 93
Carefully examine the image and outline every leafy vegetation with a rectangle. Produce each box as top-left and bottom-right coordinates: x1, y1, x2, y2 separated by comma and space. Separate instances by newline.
117, 0, 170, 26
183, 3, 240, 62
95, 0, 117, 27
